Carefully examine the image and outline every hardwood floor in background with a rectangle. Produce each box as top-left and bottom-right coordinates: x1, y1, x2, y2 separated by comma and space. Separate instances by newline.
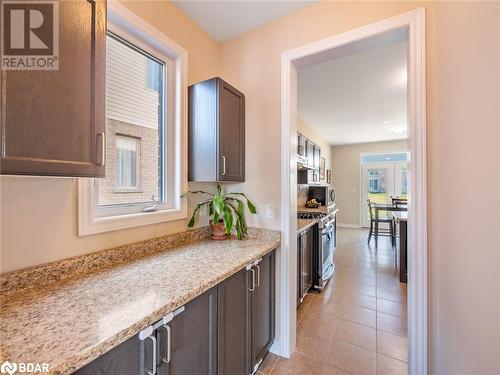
259, 227, 408, 375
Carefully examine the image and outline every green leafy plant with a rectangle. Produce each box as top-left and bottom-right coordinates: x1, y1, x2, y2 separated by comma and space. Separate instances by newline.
181, 185, 257, 240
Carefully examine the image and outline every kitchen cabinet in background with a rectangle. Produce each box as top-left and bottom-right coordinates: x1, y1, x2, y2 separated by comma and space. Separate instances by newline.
1, 0, 106, 177
188, 77, 245, 182
297, 226, 314, 306
313, 145, 321, 182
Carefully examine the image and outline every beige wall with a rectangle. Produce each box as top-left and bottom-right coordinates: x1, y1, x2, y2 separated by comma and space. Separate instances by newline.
330, 140, 407, 226
0, 0, 219, 273
429, 2, 500, 374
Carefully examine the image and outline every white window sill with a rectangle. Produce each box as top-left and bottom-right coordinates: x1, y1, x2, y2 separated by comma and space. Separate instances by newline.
112, 188, 143, 194
78, 181, 187, 236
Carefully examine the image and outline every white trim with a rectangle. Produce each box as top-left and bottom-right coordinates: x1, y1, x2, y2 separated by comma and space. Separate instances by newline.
280, 8, 427, 375
337, 223, 362, 229
78, 1, 188, 236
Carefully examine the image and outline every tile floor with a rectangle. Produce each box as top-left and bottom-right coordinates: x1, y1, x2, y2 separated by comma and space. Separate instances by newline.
259, 227, 408, 375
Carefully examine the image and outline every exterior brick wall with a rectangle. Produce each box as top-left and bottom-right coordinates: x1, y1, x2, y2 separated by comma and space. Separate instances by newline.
98, 119, 159, 205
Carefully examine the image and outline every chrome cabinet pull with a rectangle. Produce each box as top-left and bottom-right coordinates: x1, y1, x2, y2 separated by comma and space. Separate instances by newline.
97, 132, 106, 166
139, 326, 156, 375
249, 267, 256, 291
161, 324, 171, 364
221, 155, 226, 175
255, 264, 261, 287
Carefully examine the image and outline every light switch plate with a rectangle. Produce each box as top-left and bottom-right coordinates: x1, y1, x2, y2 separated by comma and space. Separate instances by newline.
264, 204, 275, 219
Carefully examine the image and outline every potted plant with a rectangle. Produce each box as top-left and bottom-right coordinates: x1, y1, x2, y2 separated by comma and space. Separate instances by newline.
181, 185, 257, 240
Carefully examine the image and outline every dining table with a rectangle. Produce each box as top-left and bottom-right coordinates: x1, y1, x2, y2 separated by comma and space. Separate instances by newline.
372, 203, 407, 248
393, 211, 408, 283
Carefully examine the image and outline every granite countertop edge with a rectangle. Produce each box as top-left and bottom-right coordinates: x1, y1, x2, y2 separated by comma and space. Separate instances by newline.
297, 218, 318, 234
61, 239, 280, 375
0, 228, 280, 375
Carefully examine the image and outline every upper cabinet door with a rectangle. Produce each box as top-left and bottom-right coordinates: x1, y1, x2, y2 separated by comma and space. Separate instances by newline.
218, 79, 245, 181
0, 0, 106, 177
313, 145, 321, 182
188, 77, 245, 182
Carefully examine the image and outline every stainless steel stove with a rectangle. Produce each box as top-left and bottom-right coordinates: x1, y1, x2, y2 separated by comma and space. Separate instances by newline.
297, 206, 338, 290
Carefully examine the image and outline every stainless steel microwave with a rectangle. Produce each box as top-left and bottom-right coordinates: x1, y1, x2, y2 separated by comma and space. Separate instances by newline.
307, 186, 335, 207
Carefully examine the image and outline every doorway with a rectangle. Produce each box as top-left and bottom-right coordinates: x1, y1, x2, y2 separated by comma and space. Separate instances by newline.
279, 8, 427, 375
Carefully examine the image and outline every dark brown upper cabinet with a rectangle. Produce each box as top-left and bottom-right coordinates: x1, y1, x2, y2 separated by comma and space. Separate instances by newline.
0, 0, 106, 177
189, 77, 245, 182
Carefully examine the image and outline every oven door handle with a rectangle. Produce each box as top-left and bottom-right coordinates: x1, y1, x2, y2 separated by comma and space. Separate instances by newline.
322, 226, 334, 235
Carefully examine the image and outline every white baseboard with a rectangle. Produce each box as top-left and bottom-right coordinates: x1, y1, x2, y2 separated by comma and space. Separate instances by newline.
337, 223, 362, 229
269, 339, 281, 356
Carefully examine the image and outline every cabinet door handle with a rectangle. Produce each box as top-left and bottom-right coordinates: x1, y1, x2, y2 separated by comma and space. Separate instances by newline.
221, 155, 226, 176
255, 264, 261, 287
249, 267, 256, 291
148, 335, 157, 375
97, 132, 106, 167
139, 326, 156, 375
161, 324, 171, 364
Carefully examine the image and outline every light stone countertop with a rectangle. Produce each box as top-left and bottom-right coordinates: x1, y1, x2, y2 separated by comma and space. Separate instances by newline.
297, 218, 318, 234
0, 231, 280, 375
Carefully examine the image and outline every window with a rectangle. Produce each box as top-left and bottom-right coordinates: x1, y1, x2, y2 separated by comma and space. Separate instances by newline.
78, 2, 187, 236
115, 135, 140, 191
361, 152, 409, 163
98, 32, 164, 205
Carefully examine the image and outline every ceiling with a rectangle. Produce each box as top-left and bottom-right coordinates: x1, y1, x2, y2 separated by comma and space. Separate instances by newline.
298, 30, 408, 146
173, 1, 316, 42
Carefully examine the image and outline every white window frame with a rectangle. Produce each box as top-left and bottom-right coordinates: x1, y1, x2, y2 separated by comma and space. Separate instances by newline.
78, 1, 187, 236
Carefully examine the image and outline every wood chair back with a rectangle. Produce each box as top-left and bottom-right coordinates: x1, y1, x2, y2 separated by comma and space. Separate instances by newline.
391, 197, 407, 207
367, 199, 374, 221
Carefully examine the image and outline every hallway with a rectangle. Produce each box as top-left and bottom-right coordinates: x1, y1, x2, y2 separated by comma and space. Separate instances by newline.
260, 227, 408, 375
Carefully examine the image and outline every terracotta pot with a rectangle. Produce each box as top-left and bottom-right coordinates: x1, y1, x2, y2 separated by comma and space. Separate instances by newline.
209, 220, 228, 240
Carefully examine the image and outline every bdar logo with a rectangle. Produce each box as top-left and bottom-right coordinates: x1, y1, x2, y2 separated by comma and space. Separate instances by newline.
0, 361, 17, 375
1, 0, 59, 70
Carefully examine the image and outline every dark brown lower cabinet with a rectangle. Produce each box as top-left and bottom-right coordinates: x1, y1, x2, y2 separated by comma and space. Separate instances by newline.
73, 249, 276, 375
249, 251, 275, 374
297, 227, 313, 306
72, 333, 146, 375
73, 288, 216, 375
158, 287, 217, 375
217, 268, 250, 375
218, 250, 276, 375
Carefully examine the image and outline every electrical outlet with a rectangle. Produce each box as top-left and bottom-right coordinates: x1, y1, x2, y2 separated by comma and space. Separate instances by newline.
264, 204, 275, 219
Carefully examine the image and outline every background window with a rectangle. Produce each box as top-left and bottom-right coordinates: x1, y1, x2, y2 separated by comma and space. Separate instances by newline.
97, 33, 165, 206
116, 136, 139, 189
361, 152, 408, 163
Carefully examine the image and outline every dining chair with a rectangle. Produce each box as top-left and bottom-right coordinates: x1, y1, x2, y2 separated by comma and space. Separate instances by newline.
367, 199, 394, 247
391, 197, 408, 207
